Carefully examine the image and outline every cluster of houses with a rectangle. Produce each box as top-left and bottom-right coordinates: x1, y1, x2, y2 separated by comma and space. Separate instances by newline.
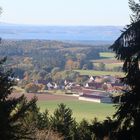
70, 75, 124, 103
84, 75, 124, 93
34, 75, 124, 103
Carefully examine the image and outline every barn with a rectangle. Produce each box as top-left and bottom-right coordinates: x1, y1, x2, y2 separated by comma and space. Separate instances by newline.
79, 88, 112, 103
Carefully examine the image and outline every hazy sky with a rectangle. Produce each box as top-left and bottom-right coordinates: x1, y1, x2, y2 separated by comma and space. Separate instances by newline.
0, 0, 131, 26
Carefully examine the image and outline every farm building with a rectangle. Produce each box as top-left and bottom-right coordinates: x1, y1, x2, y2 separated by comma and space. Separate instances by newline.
79, 88, 112, 103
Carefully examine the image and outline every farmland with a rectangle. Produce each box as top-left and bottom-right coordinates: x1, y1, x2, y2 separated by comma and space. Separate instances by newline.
37, 97, 115, 122
12, 92, 115, 122
93, 62, 123, 69
99, 52, 115, 58
91, 58, 120, 64
91, 52, 123, 71
75, 70, 124, 76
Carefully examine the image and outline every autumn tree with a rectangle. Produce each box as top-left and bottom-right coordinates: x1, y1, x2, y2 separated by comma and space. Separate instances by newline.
65, 59, 74, 71
25, 83, 41, 93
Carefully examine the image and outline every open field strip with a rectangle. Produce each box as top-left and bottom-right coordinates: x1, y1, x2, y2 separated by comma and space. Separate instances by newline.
105, 63, 123, 69
93, 63, 123, 69
75, 70, 124, 76
91, 58, 121, 63
99, 52, 115, 58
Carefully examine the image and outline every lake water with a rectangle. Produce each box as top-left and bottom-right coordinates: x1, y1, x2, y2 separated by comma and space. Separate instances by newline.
0, 25, 122, 41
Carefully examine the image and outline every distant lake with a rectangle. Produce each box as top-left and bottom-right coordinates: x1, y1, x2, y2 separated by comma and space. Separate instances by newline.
0, 24, 122, 41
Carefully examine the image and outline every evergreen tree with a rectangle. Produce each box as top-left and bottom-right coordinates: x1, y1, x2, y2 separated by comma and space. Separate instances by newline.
50, 103, 76, 140
76, 119, 91, 140
0, 58, 37, 140
110, 0, 140, 139
0, 9, 38, 138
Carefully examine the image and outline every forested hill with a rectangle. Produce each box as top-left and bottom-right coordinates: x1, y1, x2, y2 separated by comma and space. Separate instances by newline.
0, 40, 109, 79
0, 40, 108, 58
0, 23, 122, 41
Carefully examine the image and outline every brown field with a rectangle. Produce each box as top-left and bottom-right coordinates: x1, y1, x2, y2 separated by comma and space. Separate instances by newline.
11, 92, 78, 101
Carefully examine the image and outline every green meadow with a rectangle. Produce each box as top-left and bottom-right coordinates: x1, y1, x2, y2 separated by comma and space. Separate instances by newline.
99, 52, 115, 58
75, 70, 124, 76
93, 62, 123, 69
37, 100, 115, 122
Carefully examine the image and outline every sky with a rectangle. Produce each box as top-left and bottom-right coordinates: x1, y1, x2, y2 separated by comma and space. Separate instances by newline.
0, 0, 131, 26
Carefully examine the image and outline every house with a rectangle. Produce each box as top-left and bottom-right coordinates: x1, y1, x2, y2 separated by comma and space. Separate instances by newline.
94, 76, 103, 83
85, 81, 102, 89
65, 82, 74, 90
85, 83, 89, 88
64, 80, 67, 86
47, 82, 54, 90
88, 76, 94, 83
71, 85, 82, 94
54, 83, 58, 89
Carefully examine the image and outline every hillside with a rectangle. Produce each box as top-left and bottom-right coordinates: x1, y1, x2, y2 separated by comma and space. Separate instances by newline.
0, 40, 109, 79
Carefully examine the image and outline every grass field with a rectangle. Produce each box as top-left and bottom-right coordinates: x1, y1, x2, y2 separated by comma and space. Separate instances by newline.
105, 63, 123, 69
99, 52, 115, 58
93, 63, 123, 69
37, 100, 115, 122
91, 58, 120, 64
75, 70, 124, 76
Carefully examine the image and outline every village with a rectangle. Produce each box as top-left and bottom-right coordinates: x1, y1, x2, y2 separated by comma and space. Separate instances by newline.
23, 74, 125, 104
